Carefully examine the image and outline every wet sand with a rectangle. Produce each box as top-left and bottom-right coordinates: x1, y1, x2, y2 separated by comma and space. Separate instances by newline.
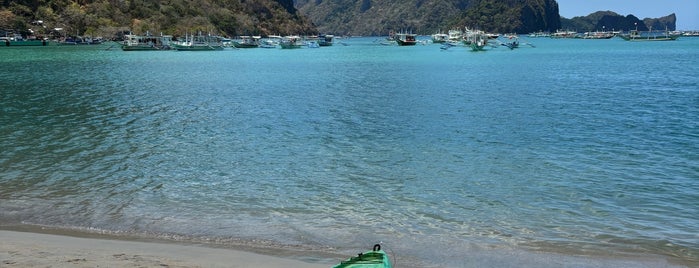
0, 230, 333, 267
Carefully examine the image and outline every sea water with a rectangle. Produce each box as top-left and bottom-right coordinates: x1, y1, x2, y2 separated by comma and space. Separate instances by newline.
1, 38, 698, 267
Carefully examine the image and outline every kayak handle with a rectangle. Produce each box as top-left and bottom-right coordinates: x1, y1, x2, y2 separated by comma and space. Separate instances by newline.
373, 244, 381, 251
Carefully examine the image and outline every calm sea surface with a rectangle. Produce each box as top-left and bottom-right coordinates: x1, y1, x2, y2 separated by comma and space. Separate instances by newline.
1, 37, 698, 267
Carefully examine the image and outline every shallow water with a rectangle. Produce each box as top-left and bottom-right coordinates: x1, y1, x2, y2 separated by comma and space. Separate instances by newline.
1, 37, 698, 267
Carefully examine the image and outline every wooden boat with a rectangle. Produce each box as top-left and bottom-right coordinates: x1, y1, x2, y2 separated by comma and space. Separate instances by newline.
333, 244, 392, 268
393, 32, 417, 46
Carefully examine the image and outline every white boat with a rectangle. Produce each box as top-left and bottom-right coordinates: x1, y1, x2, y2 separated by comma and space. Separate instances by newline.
121, 32, 173, 51
172, 32, 224, 51
280, 36, 303, 49
393, 31, 417, 46
431, 31, 449, 43
448, 29, 463, 42
259, 38, 278, 48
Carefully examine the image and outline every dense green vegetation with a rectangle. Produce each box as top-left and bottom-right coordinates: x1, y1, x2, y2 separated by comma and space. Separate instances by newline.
1, 0, 677, 39
0, 0, 315, 39
296, 0, 560, 35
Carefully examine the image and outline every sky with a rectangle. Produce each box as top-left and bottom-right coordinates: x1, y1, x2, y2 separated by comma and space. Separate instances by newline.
556, 0, 699, 30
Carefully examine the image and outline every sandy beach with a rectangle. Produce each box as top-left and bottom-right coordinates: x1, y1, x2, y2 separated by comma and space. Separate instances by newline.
0, 230, 334, 268
1, 228, 694, 268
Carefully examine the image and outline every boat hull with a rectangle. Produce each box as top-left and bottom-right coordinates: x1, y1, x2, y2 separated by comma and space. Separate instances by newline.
2, 40, 49, 46
333, 244, 392, 268
395, 40, 417, 46
232, 42, 258, 48
121, 45, 163, 51
173, 44, 224, 51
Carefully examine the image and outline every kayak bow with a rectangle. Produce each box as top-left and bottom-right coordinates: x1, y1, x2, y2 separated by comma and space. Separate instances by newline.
333, 244, 392, 268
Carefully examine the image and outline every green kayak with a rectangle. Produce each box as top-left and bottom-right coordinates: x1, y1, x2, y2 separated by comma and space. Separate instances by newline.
333, 244, 392, 268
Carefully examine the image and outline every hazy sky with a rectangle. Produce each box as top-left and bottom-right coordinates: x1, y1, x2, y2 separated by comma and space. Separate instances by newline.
556, 0, 699, 30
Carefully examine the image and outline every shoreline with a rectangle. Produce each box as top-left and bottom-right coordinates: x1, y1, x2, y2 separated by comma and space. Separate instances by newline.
0, 228, 336, 268
1, 225, 694, 268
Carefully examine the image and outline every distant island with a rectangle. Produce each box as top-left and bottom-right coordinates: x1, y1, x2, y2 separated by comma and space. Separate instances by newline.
0, 0, 681, 39
561, 11, 676, 32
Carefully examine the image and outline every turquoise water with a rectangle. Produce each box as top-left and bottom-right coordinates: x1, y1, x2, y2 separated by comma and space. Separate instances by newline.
1, 38, 698, 267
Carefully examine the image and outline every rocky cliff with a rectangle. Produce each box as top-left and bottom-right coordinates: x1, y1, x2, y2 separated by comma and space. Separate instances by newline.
561, 11, 676, 32
295, 0, 561, 35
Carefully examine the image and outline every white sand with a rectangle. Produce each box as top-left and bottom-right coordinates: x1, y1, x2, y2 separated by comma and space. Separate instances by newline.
0, 230, 333, 267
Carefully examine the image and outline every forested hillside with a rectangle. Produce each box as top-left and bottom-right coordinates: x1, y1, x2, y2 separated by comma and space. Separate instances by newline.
295, 0, 561, 35
0, 0, 315, 38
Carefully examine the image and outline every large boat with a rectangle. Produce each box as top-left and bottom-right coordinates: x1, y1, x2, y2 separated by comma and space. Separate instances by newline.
431, 31, 449, 43
258, 38, 279, 48
579, 31, 615, 39
58, 36, 104, 45
121, 33, 173, 51
448, 29, 463, 42
333, 244, 392, 268
172, 33, 225, 51
232, 36, 260, 48
279, 35, 303, 49
318, 34, 334, 46
393, 32, 417, 46
551, 30, 577, 39
464, 29, 489, 51
1, 33, 49, 46
619, 28, 679, 41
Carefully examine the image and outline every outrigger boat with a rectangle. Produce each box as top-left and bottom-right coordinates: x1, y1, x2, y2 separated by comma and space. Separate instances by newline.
333, 244, 392, 268
318, 34, 334, 46
619, 28, 678, 41
279, 35, 303, 49
172, 32, 224, 51
121, 32, 173, 51
232, 36, 260, 48
393, 31, 417, 46
1, 33, 49, 46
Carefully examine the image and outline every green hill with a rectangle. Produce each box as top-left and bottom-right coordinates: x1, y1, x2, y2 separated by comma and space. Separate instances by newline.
295, 0, 561, 35
0, 0, 315, 38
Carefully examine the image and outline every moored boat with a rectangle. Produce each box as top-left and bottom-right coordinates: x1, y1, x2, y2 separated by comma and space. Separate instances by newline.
258, 38, 279, 48
172, 32, 225, 51
431, 31, 449, 43
232, 36, 260, 48
121, 33, 173, 51
393, 32, 417, 46
619, 28, 679, 41
58, 36, 103, 45
333, 244, 392, 268
1, 36, 49, 46
551, 29, 577, 39
464, 29, 489, 51
448, 29, 463, 42
318, 34, 334, 46
579, 31, 615, 39
501, 37, 519, 49
279, 35, 303, 49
